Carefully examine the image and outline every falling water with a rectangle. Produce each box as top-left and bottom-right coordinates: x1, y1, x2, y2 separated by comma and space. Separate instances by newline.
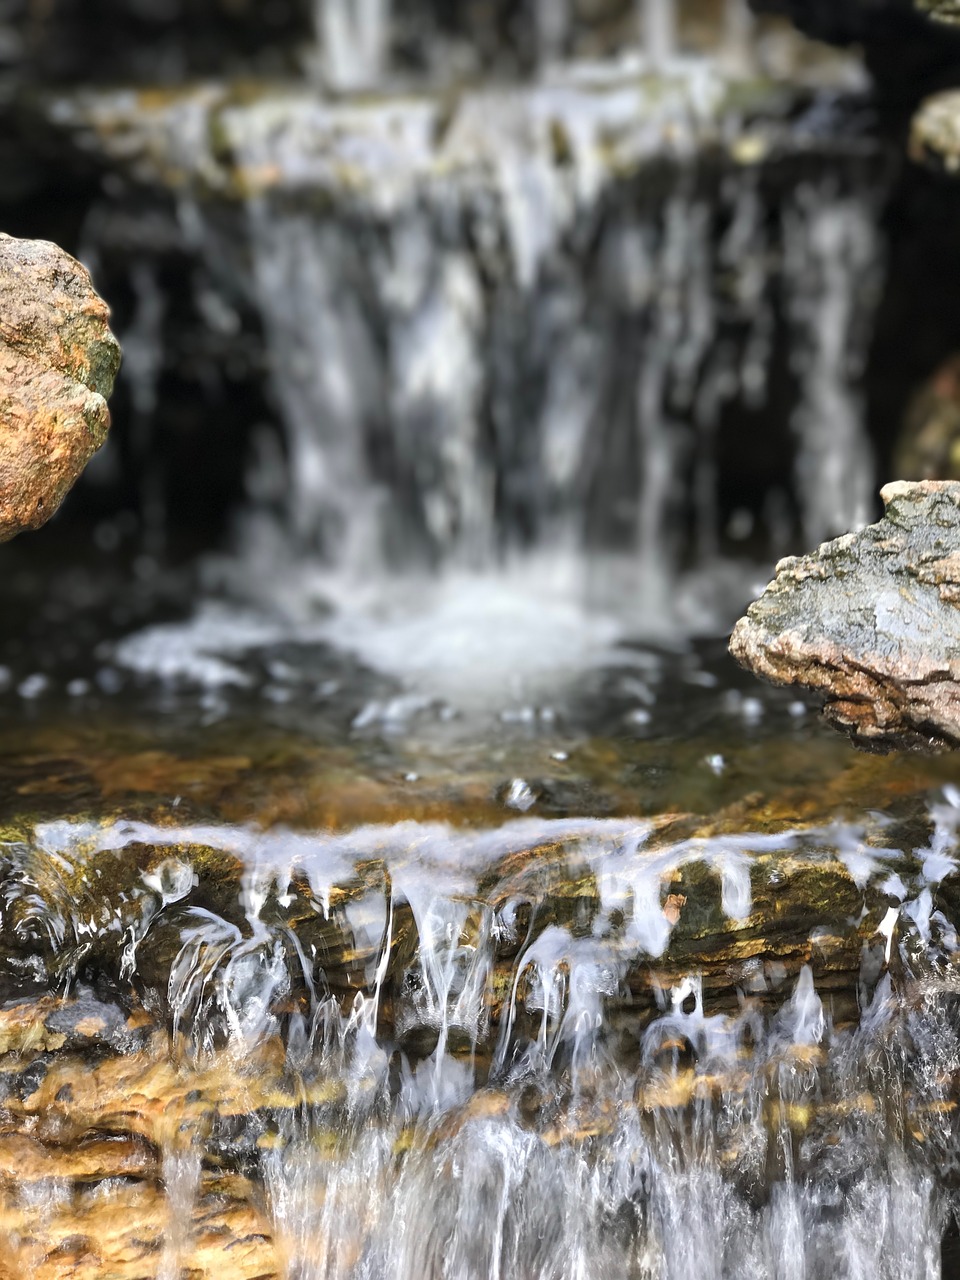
721, 0, 756, 76
783, 183, 883, 544
312, 0, 391, 92
1, 800, 958, 1277
535, 0, 572, 65
224, 95, 884, 592
50, 5, 884, 616
640, 0, 678, 69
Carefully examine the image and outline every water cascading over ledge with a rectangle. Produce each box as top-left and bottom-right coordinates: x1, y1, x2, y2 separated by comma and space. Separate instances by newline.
0, 785, 958, 1279
46, 0, 885, 614
4, 7, 960, 1278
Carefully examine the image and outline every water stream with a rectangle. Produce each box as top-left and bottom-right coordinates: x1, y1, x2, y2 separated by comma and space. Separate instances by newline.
4, 2, 959, 1276
0, 775, 958, 1278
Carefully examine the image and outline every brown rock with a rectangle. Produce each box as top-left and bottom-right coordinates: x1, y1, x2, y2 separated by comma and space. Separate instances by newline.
0, 232, 121, 541
729, 480, 960, 750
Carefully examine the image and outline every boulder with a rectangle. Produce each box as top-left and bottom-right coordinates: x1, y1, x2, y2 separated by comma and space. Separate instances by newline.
729, 480, 960, 749
0, 232, 120, 541
909, 86, 960, 170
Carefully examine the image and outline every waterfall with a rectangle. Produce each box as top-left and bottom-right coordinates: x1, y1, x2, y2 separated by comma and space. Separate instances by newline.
640, 0, 678, 68
49, 13, 887, 604
227, 139, 884, 590
535, 0, 572, 64
115, 11, 888, 642
722, 0, 757, 75
784, 183, 883, 544
13, 810, 960, 1278
313, 0, 391, 92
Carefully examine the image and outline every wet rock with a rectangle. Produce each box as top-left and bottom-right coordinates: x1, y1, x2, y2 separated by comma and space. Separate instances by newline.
730, 480, 960, 749
909, 86, 960, 170
0, 233, 120, 541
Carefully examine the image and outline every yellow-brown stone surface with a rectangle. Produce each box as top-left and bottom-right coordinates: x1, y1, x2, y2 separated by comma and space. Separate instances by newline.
0, 232, 120, 541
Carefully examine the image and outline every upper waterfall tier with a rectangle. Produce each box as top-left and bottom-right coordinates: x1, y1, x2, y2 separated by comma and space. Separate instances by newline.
49, 49, 869, 201
39, 46, 883, 598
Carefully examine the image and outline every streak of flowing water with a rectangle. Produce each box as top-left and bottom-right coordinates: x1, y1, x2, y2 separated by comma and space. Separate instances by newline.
312, 0, 391, 91
784, 182, 883, 544
640, 0, 678, 69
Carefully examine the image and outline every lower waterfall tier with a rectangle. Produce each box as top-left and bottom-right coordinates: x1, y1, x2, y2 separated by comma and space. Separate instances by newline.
0, 705, 957, 1279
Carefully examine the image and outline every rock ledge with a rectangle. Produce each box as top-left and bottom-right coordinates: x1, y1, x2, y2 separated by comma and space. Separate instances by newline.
730, 480, 960, 750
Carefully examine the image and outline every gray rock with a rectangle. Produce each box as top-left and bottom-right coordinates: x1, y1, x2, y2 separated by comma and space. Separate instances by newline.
729, 480, 960, 750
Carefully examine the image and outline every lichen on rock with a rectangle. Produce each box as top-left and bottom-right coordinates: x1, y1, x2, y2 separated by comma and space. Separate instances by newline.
729, 480, 960, 750
0, 232, 121, 541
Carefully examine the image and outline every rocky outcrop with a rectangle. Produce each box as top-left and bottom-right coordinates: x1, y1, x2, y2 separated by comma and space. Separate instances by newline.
0, 232, 120, 541
909, 86, 960, 169
729, 480, 960, 749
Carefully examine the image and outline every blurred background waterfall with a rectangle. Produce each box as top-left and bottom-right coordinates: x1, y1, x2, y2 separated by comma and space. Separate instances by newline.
2, 0, 916, 691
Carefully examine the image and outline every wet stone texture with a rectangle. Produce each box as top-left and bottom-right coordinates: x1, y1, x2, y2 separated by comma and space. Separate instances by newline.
910, 86, 960, 172
730, 480, 960, 750
0, 232, 120, 541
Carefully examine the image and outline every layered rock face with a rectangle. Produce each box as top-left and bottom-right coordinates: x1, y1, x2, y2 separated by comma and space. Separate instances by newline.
0, 233, 120, 540
730, 479, 960, 749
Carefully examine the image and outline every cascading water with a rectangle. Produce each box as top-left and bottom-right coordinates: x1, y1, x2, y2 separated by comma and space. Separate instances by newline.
8, 4, 954, 1276
223, 100, 884, 598
783, 183, 883, 544
641, 0, 678, 68
1, 799, 958, 1278
312, 0, 391, 92
54, 0, 881, 636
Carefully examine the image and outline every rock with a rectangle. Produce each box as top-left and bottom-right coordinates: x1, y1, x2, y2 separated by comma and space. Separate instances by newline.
917, 0, 960, 23
0, 232, 120, 541
729, 480, 960, 750
909, 86, 960, 170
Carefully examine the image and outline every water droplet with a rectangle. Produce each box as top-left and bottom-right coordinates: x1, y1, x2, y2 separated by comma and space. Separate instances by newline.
505, 778, 536, 811
18, 673, 48, 699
